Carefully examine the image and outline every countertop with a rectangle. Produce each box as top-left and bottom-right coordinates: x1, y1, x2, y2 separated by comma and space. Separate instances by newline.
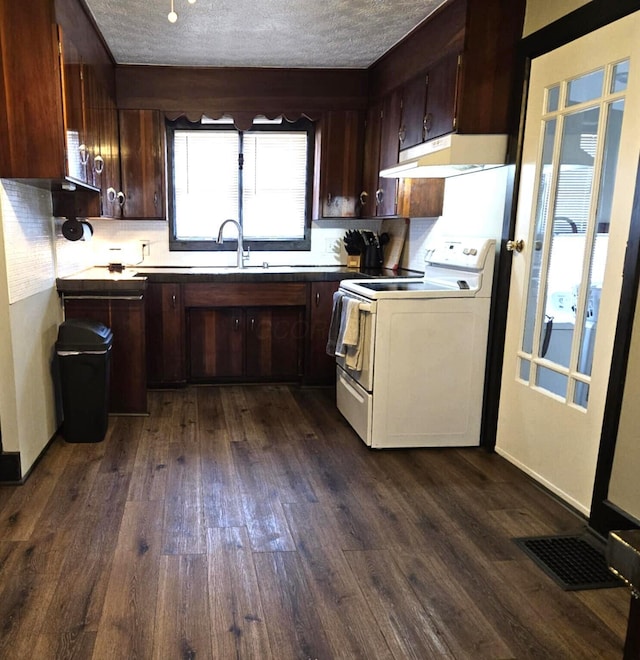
56, 265, 420, 294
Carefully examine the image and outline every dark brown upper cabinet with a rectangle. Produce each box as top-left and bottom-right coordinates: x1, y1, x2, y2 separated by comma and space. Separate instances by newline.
0, 0, 115, 193
360, 91, 401, 218
115, 109, 166, 220
370, 0, 526, 138
313, 110, 365, 219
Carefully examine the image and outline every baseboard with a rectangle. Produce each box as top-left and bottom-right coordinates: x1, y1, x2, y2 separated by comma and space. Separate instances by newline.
0, 452, 21, 483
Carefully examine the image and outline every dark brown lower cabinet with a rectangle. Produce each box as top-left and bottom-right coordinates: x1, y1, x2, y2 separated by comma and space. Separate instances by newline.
63, 296, 147, 414
305, 281, 340, 384
146, 283, 186, 386
188, 306, 304, 382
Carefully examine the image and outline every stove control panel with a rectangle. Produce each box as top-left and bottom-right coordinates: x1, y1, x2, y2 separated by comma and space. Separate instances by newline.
425, 238, 495, 270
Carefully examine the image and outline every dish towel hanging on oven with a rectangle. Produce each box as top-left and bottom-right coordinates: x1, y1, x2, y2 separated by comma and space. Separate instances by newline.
336, 298, 365, 372
326, 291, 344, 356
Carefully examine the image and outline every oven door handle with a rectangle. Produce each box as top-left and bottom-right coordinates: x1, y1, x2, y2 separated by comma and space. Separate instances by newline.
358, 302, 373, 313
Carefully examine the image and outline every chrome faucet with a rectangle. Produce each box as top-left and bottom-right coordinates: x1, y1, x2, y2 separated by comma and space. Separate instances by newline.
216, 219, 247, 269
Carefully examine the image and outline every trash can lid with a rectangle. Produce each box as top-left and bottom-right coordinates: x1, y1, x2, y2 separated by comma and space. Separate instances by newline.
56, 319, 113, 351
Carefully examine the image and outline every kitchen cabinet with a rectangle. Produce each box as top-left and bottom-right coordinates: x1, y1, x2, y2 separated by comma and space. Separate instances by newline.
63, 296, 147, 415
313, 110, 365, 218
146, 283, 186, 386
369, 0, 526, 138
116, 109, 166, 219
188, 307, 304, 382
305, 281, 340, 385
360, 92, 400, 218
399, 52, 460, 150
0, 0, 113, 190
184, 283, 306, 383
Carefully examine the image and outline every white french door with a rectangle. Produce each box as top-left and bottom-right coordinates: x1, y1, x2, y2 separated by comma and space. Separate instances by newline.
496, 12, 640, 515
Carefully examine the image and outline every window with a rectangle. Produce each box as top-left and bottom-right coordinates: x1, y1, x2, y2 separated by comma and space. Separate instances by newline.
167, 117, 314, 251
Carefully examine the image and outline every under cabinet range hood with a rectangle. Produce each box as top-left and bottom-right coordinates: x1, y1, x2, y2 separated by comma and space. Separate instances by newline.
379, 133, 509, 179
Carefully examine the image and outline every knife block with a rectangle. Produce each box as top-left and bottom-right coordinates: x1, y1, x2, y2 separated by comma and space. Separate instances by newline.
347, 255, 361, 268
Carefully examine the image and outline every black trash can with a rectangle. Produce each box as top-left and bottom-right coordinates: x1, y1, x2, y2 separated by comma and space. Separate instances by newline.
56, 319, 113, 443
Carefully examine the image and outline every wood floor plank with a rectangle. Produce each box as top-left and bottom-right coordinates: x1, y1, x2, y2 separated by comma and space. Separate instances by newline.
253, 550, 333, 660
162, 439, 206, 555
31, 631, 97, 660
127, 392, 173, 502
0, 532, 70, 658
170, 387, 198, 446
0, 438, 73, 541
197, 387, 245, 528
495, 557, 625, 657
345, 548, 456, 659
153, 554, 213, 660
207, 527, 273, 659
392, 548, 515, 659
98, 415, 144, 475
42, 471, 132, 633
283, 501, 395, 659
92, 500, 164, 658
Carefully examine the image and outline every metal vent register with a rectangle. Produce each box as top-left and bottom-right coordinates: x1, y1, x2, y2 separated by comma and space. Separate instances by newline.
514, 532, 624, 591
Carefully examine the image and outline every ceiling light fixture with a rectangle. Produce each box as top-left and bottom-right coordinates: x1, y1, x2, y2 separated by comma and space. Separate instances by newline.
168, 0, 196, 23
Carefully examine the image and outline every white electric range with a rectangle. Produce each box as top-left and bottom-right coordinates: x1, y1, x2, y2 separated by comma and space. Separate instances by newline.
335, 237, 496, 448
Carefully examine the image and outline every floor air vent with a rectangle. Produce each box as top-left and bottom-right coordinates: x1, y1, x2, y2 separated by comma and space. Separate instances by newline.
514, 533, 624, 591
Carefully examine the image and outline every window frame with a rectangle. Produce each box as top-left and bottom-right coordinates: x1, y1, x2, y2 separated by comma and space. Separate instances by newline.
167, 116, 315, 252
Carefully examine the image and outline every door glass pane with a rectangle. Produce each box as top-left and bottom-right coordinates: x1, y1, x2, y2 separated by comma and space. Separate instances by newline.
522, 118, 557, 355
611, 59, 629, 93
540, 106, 599, 380
536, 365, 568, 396
566, 69, 604, 106
576, 99, 625, 379
547, 85, 560, 113
519, 358, 531, 382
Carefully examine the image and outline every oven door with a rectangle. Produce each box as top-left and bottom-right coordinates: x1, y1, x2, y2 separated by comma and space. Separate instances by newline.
335, 290, 376, 392
336, 366, 373, 446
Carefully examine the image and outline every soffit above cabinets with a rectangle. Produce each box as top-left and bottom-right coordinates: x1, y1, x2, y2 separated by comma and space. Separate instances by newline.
81, 0, 448, 68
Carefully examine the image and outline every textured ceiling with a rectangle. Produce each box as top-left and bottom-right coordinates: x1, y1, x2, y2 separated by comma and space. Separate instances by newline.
82, 0, 448, 68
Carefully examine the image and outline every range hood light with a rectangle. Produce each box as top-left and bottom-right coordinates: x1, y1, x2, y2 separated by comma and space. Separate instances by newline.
380, 133, 509, 179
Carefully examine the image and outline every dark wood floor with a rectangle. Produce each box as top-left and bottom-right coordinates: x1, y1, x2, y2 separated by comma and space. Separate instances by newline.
0, 385, 628, 659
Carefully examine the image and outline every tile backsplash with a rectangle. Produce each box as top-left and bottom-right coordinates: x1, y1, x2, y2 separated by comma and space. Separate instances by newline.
0, 180, 56, 304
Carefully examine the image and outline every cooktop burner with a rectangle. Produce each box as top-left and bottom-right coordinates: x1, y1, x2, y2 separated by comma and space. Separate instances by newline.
357, 280, 468, 292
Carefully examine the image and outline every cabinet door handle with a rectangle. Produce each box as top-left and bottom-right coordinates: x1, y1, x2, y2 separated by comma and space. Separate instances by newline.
94, 154, 104, 174
398, 125, 406, 144
359, 191, 368, 207
106, 187, 117, 203
327, 192, 333, 207
171, 294, 176, 309
154, 192, 158, 208
117, 191, 126, 207
423, 113, 433, 139
234, 317, 240, 331
375, 189, 384, 205
79, 144, 89, 166
315, 292, 320, 307
250, 317, 255, 332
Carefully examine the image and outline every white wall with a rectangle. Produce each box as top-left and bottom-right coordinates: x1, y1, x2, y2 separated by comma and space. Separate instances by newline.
0, 180, 67, 476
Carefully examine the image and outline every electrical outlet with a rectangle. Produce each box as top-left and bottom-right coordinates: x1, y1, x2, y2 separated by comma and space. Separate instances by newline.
140, 239, 151, 256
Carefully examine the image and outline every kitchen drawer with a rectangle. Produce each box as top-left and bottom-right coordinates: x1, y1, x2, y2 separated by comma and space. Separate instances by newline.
183, 282, 306, 307
336, 367, 372, 447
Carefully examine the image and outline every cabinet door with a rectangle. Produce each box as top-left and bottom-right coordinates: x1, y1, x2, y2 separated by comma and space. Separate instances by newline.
246, 307, 304, 381
63, 297, 147, 415
424, 51, 460, 141
59, 31, 87, 183
377, 90, 402, 216
305, 281, 340, 384
316, 110, 364, 218
188, 308, 244, 380
146, 283, 185, 386
400, 75, 428, 150
119, 109, 165, 219
99, 94, 121, 218
361, 103, 382, 218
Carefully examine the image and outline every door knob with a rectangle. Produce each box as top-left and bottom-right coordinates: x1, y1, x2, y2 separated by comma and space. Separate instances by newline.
506, 239, 524, 253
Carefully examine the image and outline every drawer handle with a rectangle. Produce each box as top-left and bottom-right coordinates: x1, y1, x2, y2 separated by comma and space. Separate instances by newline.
315, 291, 320, 307
171, 294, 176, 309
